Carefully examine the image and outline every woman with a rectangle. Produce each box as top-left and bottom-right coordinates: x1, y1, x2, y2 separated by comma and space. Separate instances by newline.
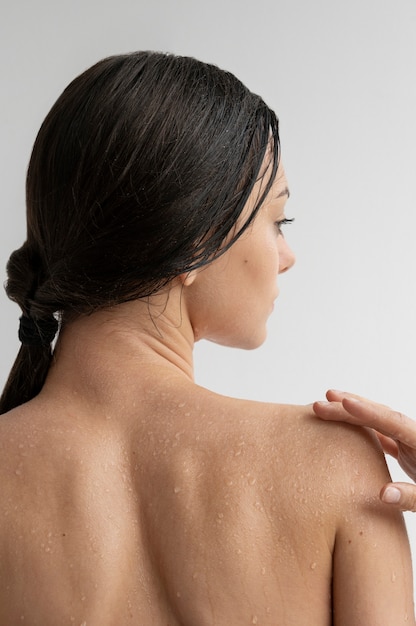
0, 51, 414, 625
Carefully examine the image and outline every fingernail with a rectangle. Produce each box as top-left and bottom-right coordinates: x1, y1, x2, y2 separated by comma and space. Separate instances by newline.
382, 486, 401, 504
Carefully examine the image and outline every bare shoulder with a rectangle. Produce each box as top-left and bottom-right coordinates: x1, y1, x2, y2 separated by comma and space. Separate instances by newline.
0, 399, 124, 529
175, 390, 394, 536
0, 400, 84, 473
0, 402, 81, 522
197, 393, 390, 488
138, 390, 413, 625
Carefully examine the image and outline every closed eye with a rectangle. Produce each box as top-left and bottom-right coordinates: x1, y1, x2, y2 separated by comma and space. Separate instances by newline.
275, 217, 294, 236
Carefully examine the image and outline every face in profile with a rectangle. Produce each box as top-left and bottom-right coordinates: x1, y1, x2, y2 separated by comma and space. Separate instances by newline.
184, 160, 296, 350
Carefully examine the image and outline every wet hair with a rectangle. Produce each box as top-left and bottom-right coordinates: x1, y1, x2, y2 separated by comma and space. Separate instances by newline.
0, 50, 280, 414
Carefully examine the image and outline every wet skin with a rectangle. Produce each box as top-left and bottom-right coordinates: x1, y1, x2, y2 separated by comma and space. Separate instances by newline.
0, 163, 413, 624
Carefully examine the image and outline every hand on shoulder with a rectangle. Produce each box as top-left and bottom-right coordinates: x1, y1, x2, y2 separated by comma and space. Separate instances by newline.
313, 389, 416, 512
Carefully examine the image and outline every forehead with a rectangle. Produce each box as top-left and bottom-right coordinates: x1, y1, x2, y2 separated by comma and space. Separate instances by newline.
262, 160, 290, 202
273, 158, 289, 189
258, 139, 288, 188
240, 160, 289, 225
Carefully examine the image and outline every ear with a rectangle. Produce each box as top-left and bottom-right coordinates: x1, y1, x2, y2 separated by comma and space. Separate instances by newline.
179, 269, 198, 287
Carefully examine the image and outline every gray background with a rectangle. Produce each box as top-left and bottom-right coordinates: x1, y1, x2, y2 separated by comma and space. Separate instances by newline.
1, 0, 416, 597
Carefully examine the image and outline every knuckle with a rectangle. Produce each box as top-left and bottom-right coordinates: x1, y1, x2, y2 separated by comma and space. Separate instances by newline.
386, 411, 407, 440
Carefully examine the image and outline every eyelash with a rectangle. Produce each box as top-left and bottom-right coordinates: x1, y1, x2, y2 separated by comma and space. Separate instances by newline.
275, 217, 294, 235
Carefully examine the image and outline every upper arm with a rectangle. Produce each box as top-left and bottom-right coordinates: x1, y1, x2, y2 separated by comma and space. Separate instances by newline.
330, 425, 415, 625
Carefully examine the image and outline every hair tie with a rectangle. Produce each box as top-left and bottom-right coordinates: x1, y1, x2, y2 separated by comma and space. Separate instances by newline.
18, 314, 59, 347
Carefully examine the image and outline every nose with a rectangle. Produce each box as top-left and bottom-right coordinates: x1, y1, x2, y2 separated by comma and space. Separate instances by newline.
278, 236, 296, 274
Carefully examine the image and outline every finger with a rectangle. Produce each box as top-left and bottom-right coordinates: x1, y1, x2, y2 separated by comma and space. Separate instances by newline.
313, 403, 400, 458
341, 397, 416, 448
313, 399, 365, 426
313, 400, 352, 420
326, 389, 390, 410
396, 443, 416, 482
375, 432, 399, 459
326, 389, 368, 403
380, 483, 416, 513
314, 395, 416, 449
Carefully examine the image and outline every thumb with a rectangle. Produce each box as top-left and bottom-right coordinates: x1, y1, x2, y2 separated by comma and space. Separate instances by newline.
380, 483, 416, 513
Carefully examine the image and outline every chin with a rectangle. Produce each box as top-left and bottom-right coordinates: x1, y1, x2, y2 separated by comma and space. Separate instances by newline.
211, 328, 268, 351
240, 333, 268, 350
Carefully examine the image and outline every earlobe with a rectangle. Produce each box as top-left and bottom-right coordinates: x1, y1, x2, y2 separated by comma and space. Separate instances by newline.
180, 270, 198, 287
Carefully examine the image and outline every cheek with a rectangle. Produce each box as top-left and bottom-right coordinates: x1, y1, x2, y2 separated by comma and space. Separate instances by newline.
186, 227, 279, 346
265, 237, 280, 273
244, 235, 279, 280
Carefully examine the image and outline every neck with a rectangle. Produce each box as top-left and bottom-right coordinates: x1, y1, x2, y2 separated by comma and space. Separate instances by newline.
42, 287, 197, 410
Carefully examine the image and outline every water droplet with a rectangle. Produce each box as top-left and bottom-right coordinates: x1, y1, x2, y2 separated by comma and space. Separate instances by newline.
248, 476, 256, 486
310, 562, 317, 570
252, 616, 258, 624
391, 571, 397, 582
174, 486, 181, 494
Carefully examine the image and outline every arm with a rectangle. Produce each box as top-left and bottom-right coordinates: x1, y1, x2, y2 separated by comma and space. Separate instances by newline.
330, 423, 415, 625
314, 389, 416, 511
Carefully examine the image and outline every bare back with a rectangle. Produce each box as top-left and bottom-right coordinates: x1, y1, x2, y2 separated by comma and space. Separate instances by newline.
0, 378, 413, 626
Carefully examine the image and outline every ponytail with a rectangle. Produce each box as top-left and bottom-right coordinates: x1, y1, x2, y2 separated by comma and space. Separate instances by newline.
0, 343, 54, 414
0, 243, 59, 414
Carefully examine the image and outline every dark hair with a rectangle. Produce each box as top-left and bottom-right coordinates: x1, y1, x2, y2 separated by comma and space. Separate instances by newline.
0, 50, 280, 414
